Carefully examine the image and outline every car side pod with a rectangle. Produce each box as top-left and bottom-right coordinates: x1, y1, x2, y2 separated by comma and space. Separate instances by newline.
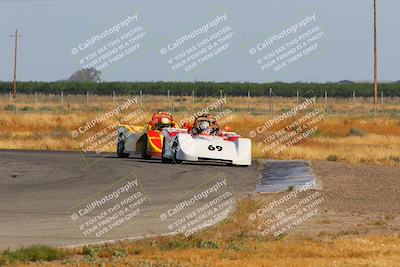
143, 130, 164, 158
147, 130, 163, 152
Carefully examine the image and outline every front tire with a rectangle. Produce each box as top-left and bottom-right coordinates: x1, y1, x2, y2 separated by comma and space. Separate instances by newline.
117, 135, 129, 158
172, 140, 183, 164
161, 138, 173, 163
141, 135, 152, 160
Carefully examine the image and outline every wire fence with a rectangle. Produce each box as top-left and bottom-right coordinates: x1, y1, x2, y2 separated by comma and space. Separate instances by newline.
1, 89, 399, 116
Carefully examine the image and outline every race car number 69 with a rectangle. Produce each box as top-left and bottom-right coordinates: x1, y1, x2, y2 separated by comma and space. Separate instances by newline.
208, 145, 223, 151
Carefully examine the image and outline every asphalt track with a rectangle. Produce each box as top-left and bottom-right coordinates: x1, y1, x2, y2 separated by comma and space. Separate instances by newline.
0, 150, 260, 250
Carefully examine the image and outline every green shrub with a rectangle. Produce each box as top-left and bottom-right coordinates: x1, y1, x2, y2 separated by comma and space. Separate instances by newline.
38, 106, 52, 112
112, 248, 128, 259
1, 245, 67, 264
198, 240, 219, 249
389, 156, 400, 163
349, 128, 365, 137
3, 105, 14, 111
159, 240, 187, 251
227, 242, 246, 252
327, 154, 339, 161
20, 106, 34, 112
82, 246, 100, 262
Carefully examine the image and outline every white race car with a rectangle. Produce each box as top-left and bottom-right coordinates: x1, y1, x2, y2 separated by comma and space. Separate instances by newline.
161, 115, 251, 166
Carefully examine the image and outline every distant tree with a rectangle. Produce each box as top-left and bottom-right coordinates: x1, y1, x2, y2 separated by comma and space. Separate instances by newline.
68, 68, 101, 82
337, 80, 354, 84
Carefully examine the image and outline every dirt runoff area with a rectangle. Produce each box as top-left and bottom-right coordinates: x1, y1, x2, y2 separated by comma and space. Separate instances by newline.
252, 161, 400, 239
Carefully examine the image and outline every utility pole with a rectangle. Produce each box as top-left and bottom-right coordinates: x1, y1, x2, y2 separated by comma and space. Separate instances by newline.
269, 88, 272, 113
220, 90, 224, 112
10, 29, 21, 112
167, 90, 170, 112
325, 90, 328, 113
373, 0, 378, 117
247, 90, 250, 112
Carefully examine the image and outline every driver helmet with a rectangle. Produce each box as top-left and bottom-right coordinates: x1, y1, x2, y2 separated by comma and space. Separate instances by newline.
198, 120, 210, 132
157, 117, 171, 130
160, 117, 171, 125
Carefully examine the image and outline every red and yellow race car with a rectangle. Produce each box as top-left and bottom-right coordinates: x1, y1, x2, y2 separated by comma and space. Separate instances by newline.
116, 112, 175, 159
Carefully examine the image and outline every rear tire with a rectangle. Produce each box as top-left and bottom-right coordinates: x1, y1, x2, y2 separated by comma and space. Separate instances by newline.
161, 138, 173, 163
117, 135, 129, 158
141, 135, 152, 160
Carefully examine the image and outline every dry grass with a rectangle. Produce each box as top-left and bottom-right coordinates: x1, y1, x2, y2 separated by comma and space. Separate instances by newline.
1, 94, 399, 266
1, 94, 400, 166
77, 236, 400, 267
7, 197, 400, 266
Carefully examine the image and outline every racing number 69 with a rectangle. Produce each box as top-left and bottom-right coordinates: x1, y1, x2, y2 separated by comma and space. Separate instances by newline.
208, 145, 223, 151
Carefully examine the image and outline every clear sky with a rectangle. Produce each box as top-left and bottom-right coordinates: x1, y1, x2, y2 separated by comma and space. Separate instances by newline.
0, 0, 398, 83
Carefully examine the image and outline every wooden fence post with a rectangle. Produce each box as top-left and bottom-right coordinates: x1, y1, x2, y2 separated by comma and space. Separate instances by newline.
324, 90, 328, 113
247, 90, 250, 112
269, 88, 272, 113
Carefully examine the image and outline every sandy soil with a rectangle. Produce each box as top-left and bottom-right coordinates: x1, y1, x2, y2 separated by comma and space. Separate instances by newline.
297, 161, 400, 238
251, 160, 400, 240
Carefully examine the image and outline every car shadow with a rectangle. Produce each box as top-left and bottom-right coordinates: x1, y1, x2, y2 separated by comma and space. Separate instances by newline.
101, 155, 234, 167
77, 153, 244, 167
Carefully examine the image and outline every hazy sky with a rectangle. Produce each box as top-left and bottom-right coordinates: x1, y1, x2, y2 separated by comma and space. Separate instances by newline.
0, 0, 398, 83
